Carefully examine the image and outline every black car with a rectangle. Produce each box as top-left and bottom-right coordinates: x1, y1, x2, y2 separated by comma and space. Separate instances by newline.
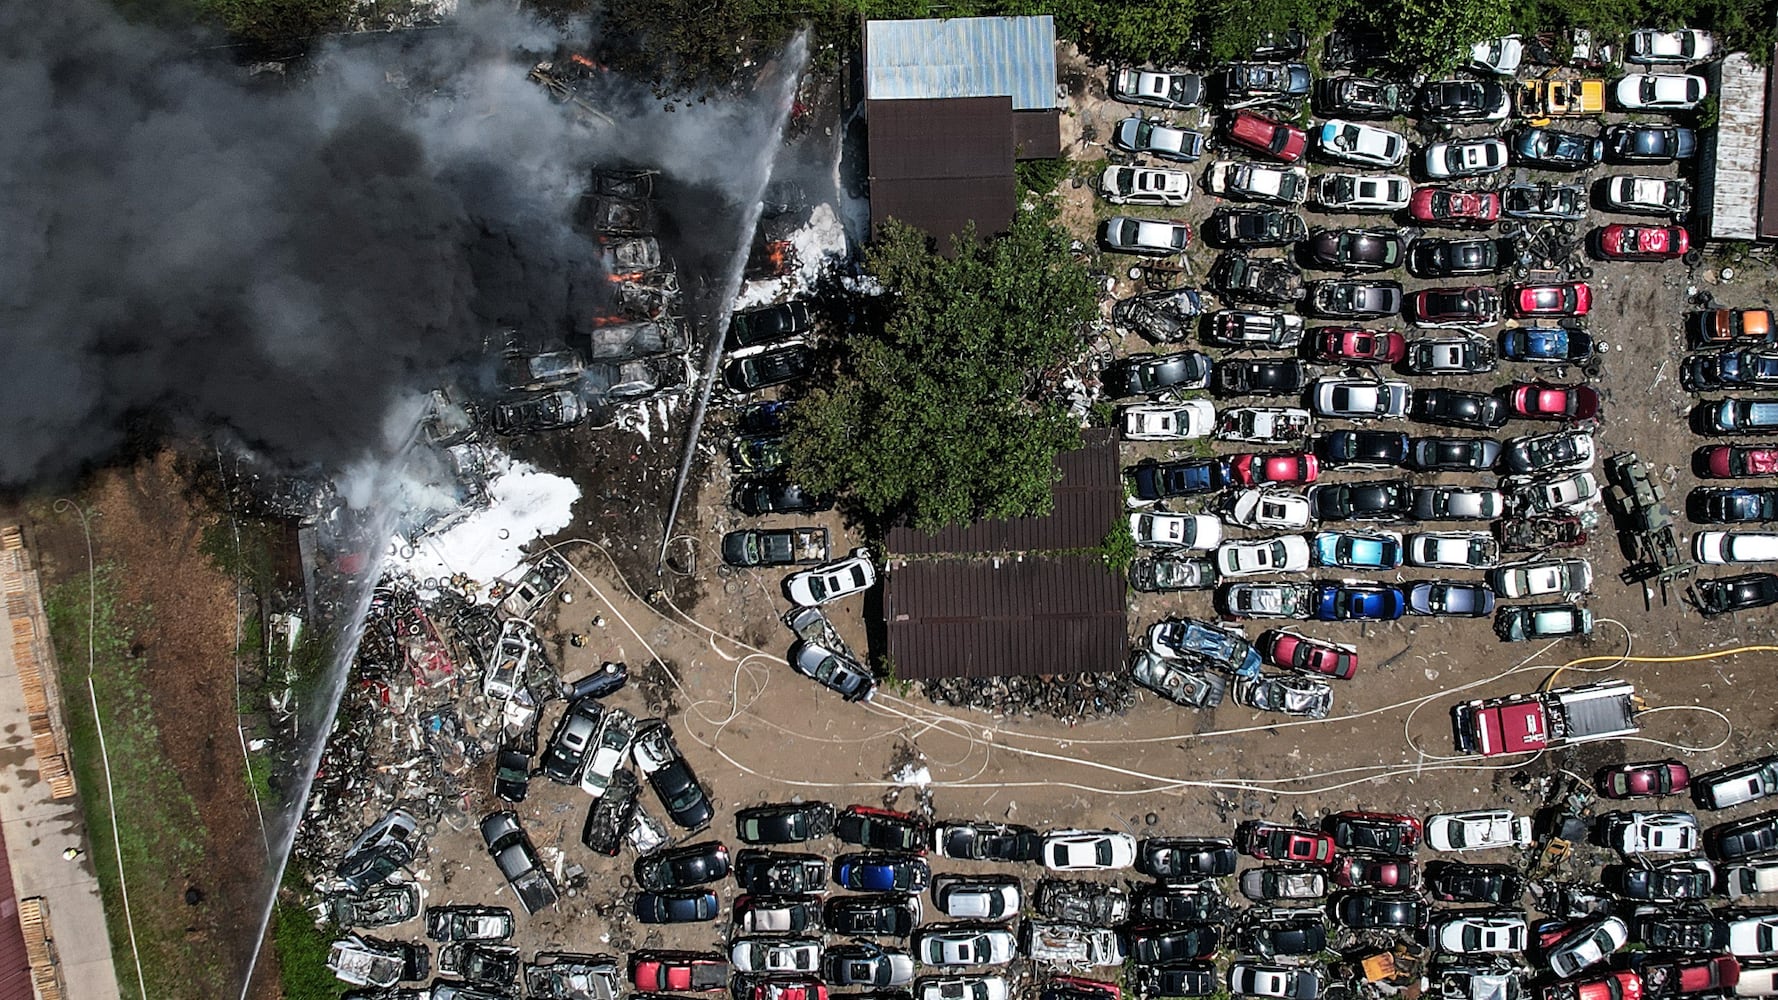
493, 746, 531, 804
633, 888, 721, 924
1424, 862, 1524, 904
727, 301, 814, 351
1416, 80, 1509, 122
1210, 208, 1309, 248
1129, 458, 1231, 501
1637, 913, 1726, 952
1114, 289, 1207, 344
1104, 351, 1214, 397
1512, 127, 1604, 170
734, 849, 830, 894
1327, 813, 1420, 856
1499, 430, 1592, 476
1605, 123, 1698, 163
1134, 964, 1217, 999
1137, 837, 1239, 880
1322, 26, 1389, 68
1135, 886, 1232, 924
1309, 480, 1415, 522
1413, 388, 1509, 430
1695, 573, 1778, 616
732, 478, 834, 517
645, 749, 713, 830
1318, 430, 1411, 469
1129, 924, 1221, 964
723, 345, 812, 392
1213, 252, 1304, 305
835, 807, 927, 853
1333, 891, 1427, 929
1220, 62, 1312, 102
635, 841, 732, 891
540, 698, 603, 785
581, 769, 641, 857
822, 894, 919, 937
1409, 436, 1501, 472
1303, 229, 1403, 272
1214, 359, 1311, 397
734, 802, 834, 845
1709, 811, 1778, 860
1310, 279, 1403, 319
931, 821, 1042, 862
1314, 76, 1408, 118
1237, 911, 1328, 957
1607, 860, 1714, 901
1409, 238, 1505, 278
1691, 487, 1778, 524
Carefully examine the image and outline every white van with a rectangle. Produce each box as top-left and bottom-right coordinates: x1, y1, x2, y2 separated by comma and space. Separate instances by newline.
1695, 531, 1778, 565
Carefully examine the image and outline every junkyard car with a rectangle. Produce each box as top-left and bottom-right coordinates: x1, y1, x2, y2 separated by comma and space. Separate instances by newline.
1112, 68, 1203, 110
784, 550, 877, 607
1100, 165, 1194, 206
1208, 161, 1310, 205
1129, 649, 1227, 709
1102, 216, 1192, 256
1426, 810, 1533, 852
1316, 172, 1411, 212
1113, 117, 1206, 162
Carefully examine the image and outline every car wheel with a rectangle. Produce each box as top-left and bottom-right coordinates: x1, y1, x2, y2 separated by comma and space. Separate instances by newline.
1683, 248, 1705, 266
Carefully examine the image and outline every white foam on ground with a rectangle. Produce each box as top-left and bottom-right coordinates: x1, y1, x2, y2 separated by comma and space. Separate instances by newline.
735, 202, 851, 309
391, 455, 580, 587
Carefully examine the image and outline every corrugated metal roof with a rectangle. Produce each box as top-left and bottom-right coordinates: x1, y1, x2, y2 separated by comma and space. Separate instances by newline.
885, 429, 1120, 555
1703, 52, 1769, 240
884, 554, 1128, 679
864, 16, 1058, 111
867, 97, 1016, 246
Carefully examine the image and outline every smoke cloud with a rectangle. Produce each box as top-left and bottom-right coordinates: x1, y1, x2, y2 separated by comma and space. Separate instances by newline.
0, 0, 791, 488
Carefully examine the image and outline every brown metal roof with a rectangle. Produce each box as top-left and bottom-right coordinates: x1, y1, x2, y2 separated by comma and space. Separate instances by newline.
884, 554, 1128, 679
0, 826, 34, 1000
1011, 109, 1062, 160
867, 97, 1015, 245
885, 429, 1119, 556
1761, 47, 1778, 240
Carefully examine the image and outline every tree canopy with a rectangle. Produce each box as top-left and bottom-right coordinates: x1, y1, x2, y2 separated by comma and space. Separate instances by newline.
786, 211, 1098, 532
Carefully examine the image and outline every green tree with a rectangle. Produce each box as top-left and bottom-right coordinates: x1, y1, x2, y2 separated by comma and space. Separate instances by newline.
788, 210, 1098, 531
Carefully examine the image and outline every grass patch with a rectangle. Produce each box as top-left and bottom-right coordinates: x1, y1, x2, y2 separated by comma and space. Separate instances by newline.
274, 881, 346, 1000
45, 564, 224, 1000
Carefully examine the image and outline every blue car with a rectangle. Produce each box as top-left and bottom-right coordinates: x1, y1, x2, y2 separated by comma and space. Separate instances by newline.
1684, 349, 1778, 391
1147, 618, 1263, 678
1511, 127, 1603, 170
1129, 458, 1230, 502
1313, 583, 1406, 621
1500, 326, 1594, 363
1312, 530, 1403, 570
834, 853, 929, 892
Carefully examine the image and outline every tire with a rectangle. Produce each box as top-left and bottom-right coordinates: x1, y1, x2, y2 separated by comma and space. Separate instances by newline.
1683, 248, 1705, 266
1575, 266, 1594, 279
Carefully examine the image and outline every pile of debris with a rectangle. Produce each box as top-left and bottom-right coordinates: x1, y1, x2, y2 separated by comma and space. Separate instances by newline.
919, 671, 1135, 724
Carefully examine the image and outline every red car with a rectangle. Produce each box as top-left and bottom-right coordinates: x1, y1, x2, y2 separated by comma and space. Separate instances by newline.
1410, 187, 1502, 226
1331, 854, 1416, 889
1598, 760, 1691, 799
632, 952, 728, 992
1543, 972, 1642, 1000
1225, 109, 1308, 162
1509, 281, 1592, 318
1257, 629, 1354, 679
1047, 978, 1123, 1000
1230, 451, 1320, 486
752, 980, 830, 1000
1702, 445, 1778, 478
1409, 287, 1502, 326
1640, 955, 1739, 995
1241, 821, 1336, 863
1508, 381, 1601, 420
1314, 327, 1408, 363
1596, 224, 1690, 261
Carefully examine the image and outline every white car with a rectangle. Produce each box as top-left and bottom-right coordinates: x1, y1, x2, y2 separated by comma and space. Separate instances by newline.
1100, 165, 1194, 206
1515, 471, 1600, 514
916, 927, 1017, 967
1315, 173, 1411, 213
1114, 117, 1205, 163
1426, 810, 1533, 852
1737, 964, 1778, 997
1312, 378, 1412, 419
1207, 161, 1310, 205
1227, 489, 1313, 529
1040, 830, 1138, 871
1435, 913, 1528, 954
1102, 216, 1192, 256
1131, 512, 1223, 551
1123, 401, 1216, 440
1423, 139, 1510, 179
1469, 35, 1524, 74
1316, 120, 1408, 167
1229, 962, 1321, 999
1695, 532, 1778, 566
1627, 29, 1714, 65
1728, 912, 1778, 958
1406, 531, 1499, 569
1726, 861, 1778, 900
1615, 73, 1708, 111
1603, 175, 1692, 216
1505, 430, 1597, 472
1547, 917, 1629, 978
920, 977, 1009, 1000
1217, 406, 1313, 443
484, 618, 535, 700
1605, 810, 1700, 855
932, 875, 1021, 920
785, 549, 878, 606
1216, 536, 1312, 578
579, 708, 636, 798
731, 937, 823, 974
1113, 68, 1202, 109
1488, 558, 1593, 599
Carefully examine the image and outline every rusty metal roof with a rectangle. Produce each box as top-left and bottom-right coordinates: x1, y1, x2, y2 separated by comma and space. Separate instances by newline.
885, 429, 1119, 556
884, 554, 1128, 680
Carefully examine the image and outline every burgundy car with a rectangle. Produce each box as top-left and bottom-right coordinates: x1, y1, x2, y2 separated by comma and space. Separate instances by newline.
1314, 327, 1408, 363
1597, 224, 1690, 261
1231, 452, 1320, 486
1409, 287, 1503, 327
1226, 109, 1309, 162
1257, 629, 1355, 679
1702, 445, 1778, 478
1508, 381, 1601, 420
1241, 822, 1336, 863
1331, 854, 1416, 889
1409, 187, 1502, 226
1509, 281, 1593, 318
1598, 760, 1691, 799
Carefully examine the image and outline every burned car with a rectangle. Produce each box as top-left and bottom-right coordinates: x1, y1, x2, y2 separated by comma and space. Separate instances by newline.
1213, 251, 1305, 305
1113, 288, 1207, 343
489, 389, 587, 435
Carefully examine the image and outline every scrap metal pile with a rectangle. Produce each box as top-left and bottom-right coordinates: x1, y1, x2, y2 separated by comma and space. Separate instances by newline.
920, 672, 1137, 724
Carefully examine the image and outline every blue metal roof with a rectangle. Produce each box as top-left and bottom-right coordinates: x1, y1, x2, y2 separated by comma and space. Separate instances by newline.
865, 16, 1057, 110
